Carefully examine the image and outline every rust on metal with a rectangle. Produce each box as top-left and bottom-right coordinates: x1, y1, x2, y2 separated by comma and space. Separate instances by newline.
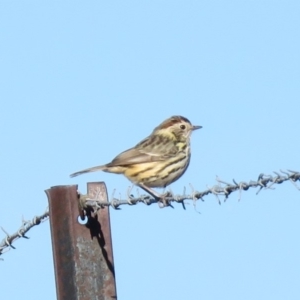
45, 183, 117, 300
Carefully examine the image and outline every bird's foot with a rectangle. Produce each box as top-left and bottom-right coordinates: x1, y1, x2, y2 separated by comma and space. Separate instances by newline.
157, 191, 174, 208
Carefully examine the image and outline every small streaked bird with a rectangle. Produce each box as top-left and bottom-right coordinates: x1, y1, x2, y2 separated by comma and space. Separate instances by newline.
70, 116, 202, 204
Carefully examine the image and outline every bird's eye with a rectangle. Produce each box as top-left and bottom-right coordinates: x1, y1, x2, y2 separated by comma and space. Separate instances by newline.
180, 124, 186, 130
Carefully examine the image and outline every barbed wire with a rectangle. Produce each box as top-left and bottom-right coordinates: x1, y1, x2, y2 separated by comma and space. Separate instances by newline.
0, 208, 49, 257
84, 169, 300, 209
1, 169, 299, 257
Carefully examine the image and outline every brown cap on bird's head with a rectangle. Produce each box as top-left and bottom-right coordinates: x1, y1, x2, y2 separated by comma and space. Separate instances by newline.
155, 115, 202, 131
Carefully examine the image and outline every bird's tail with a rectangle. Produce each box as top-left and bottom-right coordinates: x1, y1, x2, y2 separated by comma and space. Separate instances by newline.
70, 165, 106, 178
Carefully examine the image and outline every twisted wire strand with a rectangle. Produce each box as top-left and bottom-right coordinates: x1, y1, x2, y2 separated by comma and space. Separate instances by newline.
1, 169, 299, 257
86, 169, 300, 209
0, 208, 49, 257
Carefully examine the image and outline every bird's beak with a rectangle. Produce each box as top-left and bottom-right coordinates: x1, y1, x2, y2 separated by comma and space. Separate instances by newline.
192, 125, 202, 131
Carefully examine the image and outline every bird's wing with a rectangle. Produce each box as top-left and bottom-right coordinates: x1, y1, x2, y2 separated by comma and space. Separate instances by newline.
107, 136, 178, 167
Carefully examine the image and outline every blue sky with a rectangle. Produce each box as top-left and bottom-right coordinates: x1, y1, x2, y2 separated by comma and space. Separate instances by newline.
1, 1, 300, 299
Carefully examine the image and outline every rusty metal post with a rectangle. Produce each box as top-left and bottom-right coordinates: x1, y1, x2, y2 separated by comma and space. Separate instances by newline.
45, 183, 117, 300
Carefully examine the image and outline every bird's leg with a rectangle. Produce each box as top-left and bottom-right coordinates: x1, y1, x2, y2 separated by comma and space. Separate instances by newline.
138, 183, 173, 208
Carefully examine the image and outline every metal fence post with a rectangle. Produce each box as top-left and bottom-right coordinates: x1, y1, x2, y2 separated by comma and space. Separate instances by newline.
45, 182, 117, 300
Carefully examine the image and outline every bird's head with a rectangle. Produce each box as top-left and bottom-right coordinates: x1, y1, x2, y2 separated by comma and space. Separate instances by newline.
153, 116, 202, 141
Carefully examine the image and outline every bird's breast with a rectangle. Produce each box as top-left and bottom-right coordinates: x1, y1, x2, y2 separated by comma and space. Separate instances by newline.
124, 150, 190, 188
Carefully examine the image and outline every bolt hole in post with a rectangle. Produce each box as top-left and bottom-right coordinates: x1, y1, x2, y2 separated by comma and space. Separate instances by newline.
77, 215, 88, 225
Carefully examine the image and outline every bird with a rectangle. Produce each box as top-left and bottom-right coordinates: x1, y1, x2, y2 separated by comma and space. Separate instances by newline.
70, 116, 202, 205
